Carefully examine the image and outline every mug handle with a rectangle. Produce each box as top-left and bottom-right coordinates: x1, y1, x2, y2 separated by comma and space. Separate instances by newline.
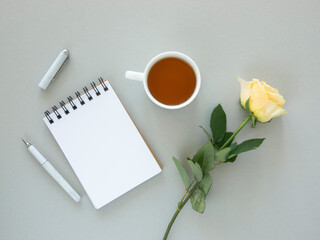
125, 71, 144, 82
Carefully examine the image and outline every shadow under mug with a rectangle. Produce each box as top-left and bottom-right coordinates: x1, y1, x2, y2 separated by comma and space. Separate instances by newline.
125, 51, 201, 109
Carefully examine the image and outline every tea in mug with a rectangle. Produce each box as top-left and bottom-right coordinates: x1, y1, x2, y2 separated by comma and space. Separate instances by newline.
147, 57, 196, 105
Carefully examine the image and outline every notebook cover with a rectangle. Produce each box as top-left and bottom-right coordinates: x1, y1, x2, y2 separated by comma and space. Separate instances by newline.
43, 80, 161, 209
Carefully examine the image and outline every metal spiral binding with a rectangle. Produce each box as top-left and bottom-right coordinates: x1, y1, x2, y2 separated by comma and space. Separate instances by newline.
99, 77, 108, 91
44, 78, 108, 124
91, 82, 101, 96
60, 101, 69, 114
45, 110, 54, 124
52, 105, 62, 119
83, 87, 93, 101
67, 96, 77, 110
75, 91, 85, 105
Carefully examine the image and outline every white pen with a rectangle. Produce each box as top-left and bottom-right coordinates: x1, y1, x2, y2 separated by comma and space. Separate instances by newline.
38, 49, 69, 90
21, 138, 81, 202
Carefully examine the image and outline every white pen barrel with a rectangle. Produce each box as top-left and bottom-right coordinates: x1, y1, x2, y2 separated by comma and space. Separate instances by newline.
42, 161, 81, 202
28, 145, 47, 165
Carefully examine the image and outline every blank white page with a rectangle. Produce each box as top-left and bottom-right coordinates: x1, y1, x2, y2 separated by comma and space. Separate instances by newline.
43, 80, 161, 209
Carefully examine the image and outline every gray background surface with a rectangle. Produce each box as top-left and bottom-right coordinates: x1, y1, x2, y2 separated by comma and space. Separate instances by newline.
1, 0, 320, 239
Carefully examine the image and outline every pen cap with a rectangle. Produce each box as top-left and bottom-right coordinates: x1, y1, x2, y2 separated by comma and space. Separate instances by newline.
39, 50, 69, 90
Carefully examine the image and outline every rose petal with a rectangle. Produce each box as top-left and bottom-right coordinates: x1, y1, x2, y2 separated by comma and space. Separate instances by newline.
266, 92, 285, 107
253, 100, 286, 122
237, 77, 252, 107
250, 79, 268, 112
261, 81, 279, 94
269, 107, 287, 119
253, 110, 270, 122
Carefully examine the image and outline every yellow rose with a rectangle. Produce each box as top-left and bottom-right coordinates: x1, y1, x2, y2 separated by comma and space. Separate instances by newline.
238, 77, 286, 122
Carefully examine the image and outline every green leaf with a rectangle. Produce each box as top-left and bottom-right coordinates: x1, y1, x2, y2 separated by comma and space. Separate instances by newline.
199, 174, 213, 195
210, 104, 226, 143
240, 99, 246, 110
172, 157, 190, 189
215, 147, 231, 163
192, 144, 206, 166
225, 155, 238, 163
251, 115, 257, 128
214, 132, 233, 149
202, 142, 215, 173
191, 188, 206, 213
229, 142, 237, 150
193, 143, 215, 173
199, 126, 212, 142
187, 160, 203, 181
230, 138, 265, 156
245, 98, 251, 113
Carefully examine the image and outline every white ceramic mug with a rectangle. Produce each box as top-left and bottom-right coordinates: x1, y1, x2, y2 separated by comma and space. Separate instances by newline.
125, 51, 201, 109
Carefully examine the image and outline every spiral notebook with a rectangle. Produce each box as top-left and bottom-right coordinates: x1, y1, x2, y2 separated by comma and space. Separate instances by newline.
43, 78, 161, 209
